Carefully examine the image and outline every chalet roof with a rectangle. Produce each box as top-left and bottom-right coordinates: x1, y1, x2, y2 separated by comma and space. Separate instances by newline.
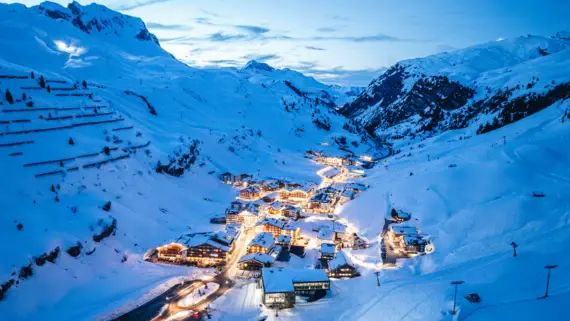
320, 243, 336, 255
239, 253, 275, 265
241, 185, 261, 193
256, 217, 286, 229
329, 250, 355, 271
181, 234, 231, 252
277, 234, 292, 244
248, 232, 275, 249
283, 220, 299, 231
269, 201, 285, 209
333, 221, 348, 234
390, 225, 419, 236
322, 167, 341, 178
342, 189, 355, 197
404, 235, 427, 246
318, 228, 335, 241
261, 268, 329, 293
310, 192, 333, 203
240, 203, 261, 215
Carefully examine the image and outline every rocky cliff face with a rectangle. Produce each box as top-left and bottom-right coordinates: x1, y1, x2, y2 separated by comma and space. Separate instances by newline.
35, 1, 159, 45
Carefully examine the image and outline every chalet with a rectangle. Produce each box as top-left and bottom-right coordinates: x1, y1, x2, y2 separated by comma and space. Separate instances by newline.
247, 232, 275, 254
282, 204, 302, 219
391, 208, 411, 223
317, 228, 335, 246
156, 230, 237, 267
239, 186, 261, 200
156, 242, 186, 262
317, 156, 344, 166
400, 235, 427, 255
282, 220, 301, 243
261, 180, 283, 192
307, 192, 335, 213
328, 250, 359, 278
262, 192, 279, 203
267, 201, 285, 215
352, 234, 369, 249
238, 253, 275, 271
279, 185, 315, 202
319, 243, 336, 261
220, 172, 252, 186
183, 235, 233, 267
332, 221, 348, 241
388, 225, 420, 243
260, 268, 330, 309
255, 217, 286, 237
227, 203, 263, 227
318, 186, 340, 196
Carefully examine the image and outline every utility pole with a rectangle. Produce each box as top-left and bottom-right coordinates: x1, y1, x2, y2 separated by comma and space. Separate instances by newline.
510, 241, 518, 257
538, 265, 558, 299
451, 281, 464, 315
374, 271, 381, 287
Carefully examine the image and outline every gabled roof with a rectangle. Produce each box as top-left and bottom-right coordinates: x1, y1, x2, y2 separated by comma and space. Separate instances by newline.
322, 167, 340, 178
248, 232, 275, 249
329, 250, 355, 270
283, 219, 299, 231
239, 253, 275, 265
241, 185, 261, 193
320, 243, 336, 255
277, 234, 292, 244
310, 192, 333, 203
256, 217, 286, 229
240, 203, 261, 215
318, 228, 335, 241
404, 235, 427, 246
390, 225, 419, 236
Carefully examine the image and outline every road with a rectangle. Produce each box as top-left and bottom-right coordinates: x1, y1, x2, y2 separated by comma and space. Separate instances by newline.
114, 228, 253, 321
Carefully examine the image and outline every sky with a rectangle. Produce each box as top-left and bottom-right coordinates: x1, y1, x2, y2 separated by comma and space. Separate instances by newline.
12, 0, 570, 86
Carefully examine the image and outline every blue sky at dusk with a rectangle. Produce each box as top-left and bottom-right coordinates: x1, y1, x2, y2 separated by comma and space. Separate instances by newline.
13, 0, 570, 85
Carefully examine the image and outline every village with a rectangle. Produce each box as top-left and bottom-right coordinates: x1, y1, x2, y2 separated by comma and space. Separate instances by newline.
145, 151, 435, 315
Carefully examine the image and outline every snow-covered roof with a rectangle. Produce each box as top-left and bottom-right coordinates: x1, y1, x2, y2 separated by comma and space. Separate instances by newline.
329, 250, 355, 270
241, 185, 261, 193
322, 167, 340, 178
333, 221, 348, 234
318, 228, 335, 241
277, 234, 292, 244
320, 243, 336, 255
240, 203, 261, 215
269, 201, 284, 209
239, 253, 275, 264
256, 217, 286, 229
179, 234, 231, 252
310, 192, 333, 203
248, 232, 275, 249
390, 225, 419, 236
342, 189, 355, 197
283, 219, 299, 231
261, 268, 329, 293
404, 235, 427, 245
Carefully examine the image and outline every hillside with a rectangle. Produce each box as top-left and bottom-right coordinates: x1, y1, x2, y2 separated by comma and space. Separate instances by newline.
340, 33, 570, 142
0, 2, 374, 320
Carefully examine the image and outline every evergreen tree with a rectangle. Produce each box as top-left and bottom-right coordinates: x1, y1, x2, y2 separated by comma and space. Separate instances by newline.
22, 93, 27, 100
47, 85, 51, 93
68, 137, 75, 145
39, 75, 46, 88
82, 80, 87, 88
31, 71, 35, 79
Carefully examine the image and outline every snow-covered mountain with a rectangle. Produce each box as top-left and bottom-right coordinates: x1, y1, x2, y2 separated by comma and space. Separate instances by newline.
0, 2, 373, 319
340, 33, 570, 141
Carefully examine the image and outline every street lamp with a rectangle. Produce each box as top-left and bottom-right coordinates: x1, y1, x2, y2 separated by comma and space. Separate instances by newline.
451, 281, 464, 315
538, 265, 558, 299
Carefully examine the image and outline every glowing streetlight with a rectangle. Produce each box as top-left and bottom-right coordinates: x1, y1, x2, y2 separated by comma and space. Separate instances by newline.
450, 281, 464, 315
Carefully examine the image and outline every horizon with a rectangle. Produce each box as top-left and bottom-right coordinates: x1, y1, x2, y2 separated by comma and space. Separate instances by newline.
9, 0, 570, 86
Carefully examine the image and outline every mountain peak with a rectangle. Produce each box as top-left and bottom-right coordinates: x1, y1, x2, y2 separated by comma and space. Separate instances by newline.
34, 1, 159, 45
242, 60, 275, 72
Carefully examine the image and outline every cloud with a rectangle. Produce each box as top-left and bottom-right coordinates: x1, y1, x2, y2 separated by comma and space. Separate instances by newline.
158, 36, 188, 42
113, 0, 171, 11
199, 9, 221, 17
209, 32, 249, 42
329, 15, 350, 21
235, 25, 270, 34
316, 27, 338, 33
305, 45, 326, 51
194, 17, 215, 25
242, 53, 280, 62
312, 33, 403, 42
146, 22, 191, 30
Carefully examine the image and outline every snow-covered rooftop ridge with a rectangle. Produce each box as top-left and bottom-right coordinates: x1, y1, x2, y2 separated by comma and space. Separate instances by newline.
238, 252, 275, 264
249, 232, 275, 248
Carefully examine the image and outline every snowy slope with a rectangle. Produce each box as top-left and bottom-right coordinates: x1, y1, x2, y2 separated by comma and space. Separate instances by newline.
0, 2, 374, 320
213, 83, 570, 321
340, 33, 570, 142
